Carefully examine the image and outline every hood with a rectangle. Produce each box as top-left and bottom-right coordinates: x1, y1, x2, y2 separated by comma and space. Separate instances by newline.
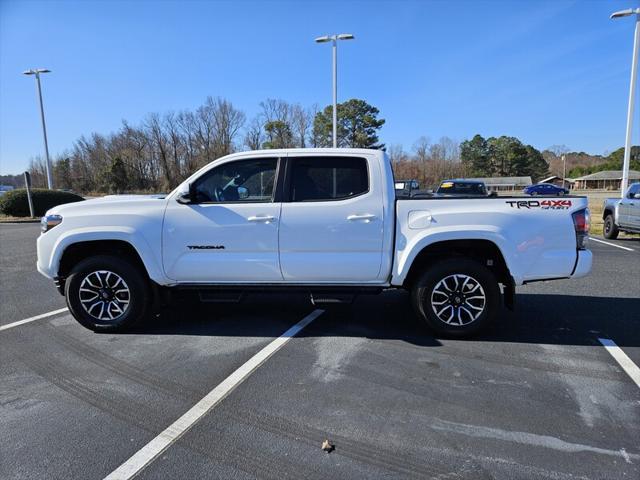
46, 194, 167, 216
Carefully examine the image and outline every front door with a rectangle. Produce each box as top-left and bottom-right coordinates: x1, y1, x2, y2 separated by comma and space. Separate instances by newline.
625, 183, 640, 229
163, 157, 283, 282
278, 155, 385, 282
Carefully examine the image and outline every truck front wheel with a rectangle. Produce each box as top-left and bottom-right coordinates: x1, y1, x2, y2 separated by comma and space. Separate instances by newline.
65, 255, 150, 332
603, 214, 619, 239
411, 258, 500, 337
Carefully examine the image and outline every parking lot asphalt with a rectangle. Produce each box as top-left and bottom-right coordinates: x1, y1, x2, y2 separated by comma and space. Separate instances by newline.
1, 223, 639, 480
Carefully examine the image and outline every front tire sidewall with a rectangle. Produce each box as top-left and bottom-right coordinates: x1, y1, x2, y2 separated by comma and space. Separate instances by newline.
603, 215, 619, 240
65, 255, 149, 332
411, 259, 500, 338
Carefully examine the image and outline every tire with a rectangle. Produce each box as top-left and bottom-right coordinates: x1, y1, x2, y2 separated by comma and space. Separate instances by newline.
531, 191, 538, 196
603, 214, 619, 240
411, 258, 500, 338
558, 191, 565, 196
65, 255, 150, 332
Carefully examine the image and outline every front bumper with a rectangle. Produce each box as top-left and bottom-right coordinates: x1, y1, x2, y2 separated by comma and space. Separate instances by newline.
571, 249, 592, 279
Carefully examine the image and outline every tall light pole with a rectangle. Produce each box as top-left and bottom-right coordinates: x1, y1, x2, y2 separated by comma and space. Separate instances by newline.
611, 8, 640, 197
315, 33, 354, 148
23, 68, 53, 189
562, 154, 566, 188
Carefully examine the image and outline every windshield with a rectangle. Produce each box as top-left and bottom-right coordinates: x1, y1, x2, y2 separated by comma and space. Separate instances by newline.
437, 181, 487, 195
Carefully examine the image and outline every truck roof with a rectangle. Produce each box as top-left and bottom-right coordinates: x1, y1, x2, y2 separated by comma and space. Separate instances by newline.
223, 148, 385, 157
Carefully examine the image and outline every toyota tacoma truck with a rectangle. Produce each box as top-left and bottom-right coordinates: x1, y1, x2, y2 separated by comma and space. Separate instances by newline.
602, 182, 640, 239
37, 149, 592, 337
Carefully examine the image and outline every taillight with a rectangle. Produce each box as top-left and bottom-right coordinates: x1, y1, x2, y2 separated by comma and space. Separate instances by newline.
572, 208, 590, 250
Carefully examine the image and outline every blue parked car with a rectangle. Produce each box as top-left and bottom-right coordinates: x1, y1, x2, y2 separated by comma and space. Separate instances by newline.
523, 183, 570, 196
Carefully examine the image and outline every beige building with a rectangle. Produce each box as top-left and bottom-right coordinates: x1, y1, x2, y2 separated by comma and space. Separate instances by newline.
573, 170, 640, 190
465, 176, 532, 192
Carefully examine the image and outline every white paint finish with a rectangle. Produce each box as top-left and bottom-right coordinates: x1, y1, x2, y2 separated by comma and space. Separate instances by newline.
571, 250, 593, 279
393, 197, 590, 286
0, 308, 68, 332
103, 309, 324, 480
36, 196, 168, 283
407, 210, 432, 229
598, 338, 640, 388
162, 202, 283, 282
278, 152, 388, 282
589, 237, 635, 252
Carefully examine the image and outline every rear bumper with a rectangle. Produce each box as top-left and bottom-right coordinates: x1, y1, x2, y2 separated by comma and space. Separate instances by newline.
571, 249, 592, 278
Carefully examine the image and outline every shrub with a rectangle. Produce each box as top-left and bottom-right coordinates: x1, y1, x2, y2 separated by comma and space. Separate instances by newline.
0, 189, 84, 217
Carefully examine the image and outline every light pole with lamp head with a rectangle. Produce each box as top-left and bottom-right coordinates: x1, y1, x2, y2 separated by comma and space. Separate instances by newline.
23, 68, 53, 189
315, 34, 354, 148
610, 8, 640, 198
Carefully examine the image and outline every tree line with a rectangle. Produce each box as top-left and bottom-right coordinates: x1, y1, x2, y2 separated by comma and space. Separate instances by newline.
26, 97, 386, 193
24, 92, 622, 193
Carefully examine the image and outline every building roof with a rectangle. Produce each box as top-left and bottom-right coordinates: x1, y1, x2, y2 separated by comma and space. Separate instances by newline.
465, 176, 532, 185
574, 170, 640, 181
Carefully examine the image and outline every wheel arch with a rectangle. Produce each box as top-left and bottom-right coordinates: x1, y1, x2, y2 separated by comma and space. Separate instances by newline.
401, 239, 513, 291
58, 240, 148, 280
602, 208, 614, 221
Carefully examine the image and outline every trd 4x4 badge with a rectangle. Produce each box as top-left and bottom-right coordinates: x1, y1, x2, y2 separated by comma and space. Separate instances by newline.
506, 200, 572, 210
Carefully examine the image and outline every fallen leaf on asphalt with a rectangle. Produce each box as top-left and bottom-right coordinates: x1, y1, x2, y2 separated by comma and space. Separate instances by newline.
321, 439, 335, 453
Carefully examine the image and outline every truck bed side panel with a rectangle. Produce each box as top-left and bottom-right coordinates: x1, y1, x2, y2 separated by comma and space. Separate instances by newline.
393, 196, 589, 286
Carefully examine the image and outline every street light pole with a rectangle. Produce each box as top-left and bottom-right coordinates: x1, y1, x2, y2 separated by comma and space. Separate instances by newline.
562, 154, 566, 188
332, 38, 338, 148
611, 8, 640, 198
23, 68, 53, 189
315, 34, 354, 148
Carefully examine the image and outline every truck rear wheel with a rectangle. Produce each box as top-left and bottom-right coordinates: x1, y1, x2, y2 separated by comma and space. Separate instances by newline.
603, 214, 619, 239
411, 258, 500, 337
65, 255, 150, 332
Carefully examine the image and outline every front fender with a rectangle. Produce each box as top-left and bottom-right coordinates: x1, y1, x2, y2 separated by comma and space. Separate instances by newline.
41, 226, 167, 284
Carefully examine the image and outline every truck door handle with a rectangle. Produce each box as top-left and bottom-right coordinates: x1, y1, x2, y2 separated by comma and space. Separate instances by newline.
247, 215, 276, 223
347, 213, 376, 222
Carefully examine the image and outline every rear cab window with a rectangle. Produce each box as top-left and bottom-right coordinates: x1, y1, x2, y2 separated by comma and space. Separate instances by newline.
287, 156, 369, 202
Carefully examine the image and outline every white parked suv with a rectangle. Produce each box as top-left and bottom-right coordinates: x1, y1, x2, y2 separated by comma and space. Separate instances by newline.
37, 149, 592, 337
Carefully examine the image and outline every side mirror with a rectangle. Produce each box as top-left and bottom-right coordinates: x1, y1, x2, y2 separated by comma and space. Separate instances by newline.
634, 193, 640, 199
176, 184, 194, 204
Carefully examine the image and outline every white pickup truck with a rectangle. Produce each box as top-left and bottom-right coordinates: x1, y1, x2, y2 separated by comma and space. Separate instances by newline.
37, 149, 592, 337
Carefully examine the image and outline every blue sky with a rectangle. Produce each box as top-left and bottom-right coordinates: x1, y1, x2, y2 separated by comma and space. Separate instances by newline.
1, 0, 639, 174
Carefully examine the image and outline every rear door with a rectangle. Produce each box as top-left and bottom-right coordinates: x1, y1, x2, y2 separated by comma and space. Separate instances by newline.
278, 154, 385, 282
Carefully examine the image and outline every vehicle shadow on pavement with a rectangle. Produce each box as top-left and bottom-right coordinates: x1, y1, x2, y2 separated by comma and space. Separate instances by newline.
125, 291, 639, 348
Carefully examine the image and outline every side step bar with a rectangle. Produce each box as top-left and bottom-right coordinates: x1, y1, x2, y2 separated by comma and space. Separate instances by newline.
310, 292, 356, 306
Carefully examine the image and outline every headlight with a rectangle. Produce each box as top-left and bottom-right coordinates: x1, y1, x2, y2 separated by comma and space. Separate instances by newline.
41, 214, 63, 233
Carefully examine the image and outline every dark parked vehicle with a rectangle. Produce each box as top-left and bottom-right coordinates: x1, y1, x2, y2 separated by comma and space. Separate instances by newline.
524, 183, 569, 196
395, 179, 419, 198
435, 179, 496, 197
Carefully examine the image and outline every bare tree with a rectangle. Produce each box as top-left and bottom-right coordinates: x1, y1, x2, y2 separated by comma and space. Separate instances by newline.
290, 104, 312, 148
244, 116, 263, 150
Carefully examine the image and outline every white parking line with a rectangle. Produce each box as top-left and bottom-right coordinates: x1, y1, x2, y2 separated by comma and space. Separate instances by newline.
598, 338, 640, 388
589, 238, 635, 252
0, 307, 68, 332
104, 308, 324, 480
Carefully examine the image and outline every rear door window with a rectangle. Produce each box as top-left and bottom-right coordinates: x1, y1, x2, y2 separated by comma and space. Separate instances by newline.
288, 157, 369, 202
